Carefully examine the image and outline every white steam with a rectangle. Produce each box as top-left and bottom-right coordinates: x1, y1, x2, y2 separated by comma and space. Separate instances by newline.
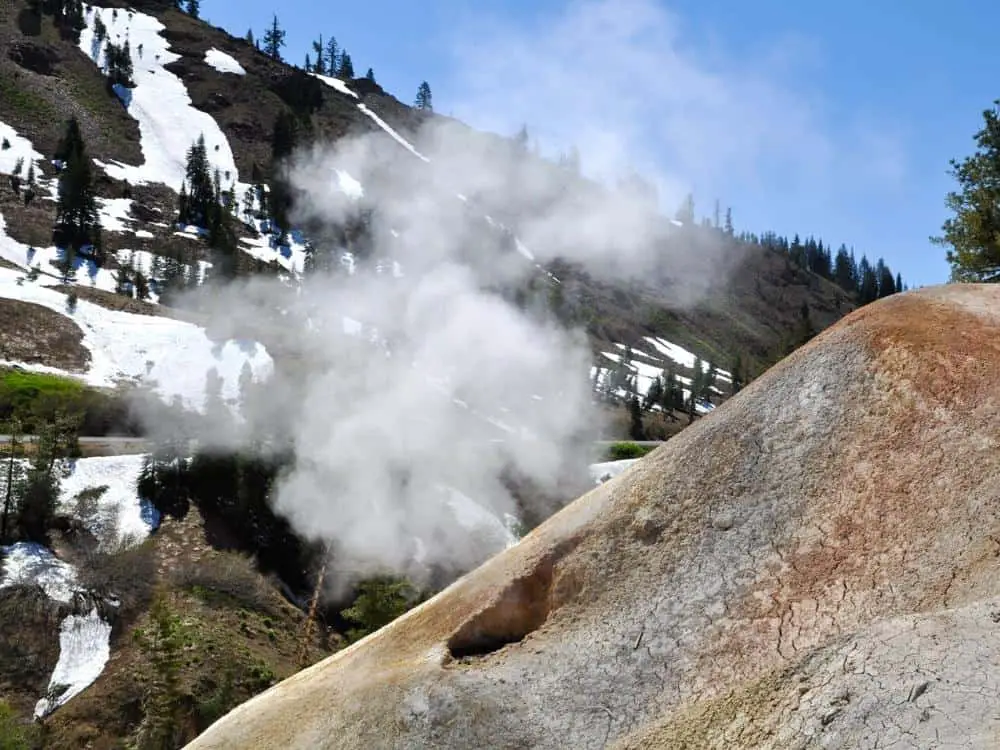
153, 0, 797, 592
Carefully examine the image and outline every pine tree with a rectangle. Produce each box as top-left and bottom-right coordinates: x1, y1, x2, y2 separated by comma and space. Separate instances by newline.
933, 100, 1000, 281
1, 416, 24, 543
415, 81, 432, 111
180, 134, 213, 227
628, 396, 644, 440
724, 207, 734, 236
312, 35, 325, 74
365, 67, 375, 82
730, 354, 744, 395
896, 271, 903, 293
857, 255, 879, 305
876, 257, 896, 298
514, 124, 529, 152
184, 0, 199, 17
325, 36, 339, 76
304, 52, 311, 71
53, 117, 103, 271
245, 28, 254, 46
262, 14, 286, 61
338, 51, 354, 78
674, 193, 694, 225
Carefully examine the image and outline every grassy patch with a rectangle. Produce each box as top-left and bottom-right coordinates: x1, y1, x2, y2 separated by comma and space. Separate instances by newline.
0, 368, 142, 436
0, 368, 86, 418
0, 72, 58, 122
605, 441, 657, 461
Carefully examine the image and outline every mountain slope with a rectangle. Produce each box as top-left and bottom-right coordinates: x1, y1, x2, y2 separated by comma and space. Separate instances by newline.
0, 0, 857, 390
186, 284, 1000, 749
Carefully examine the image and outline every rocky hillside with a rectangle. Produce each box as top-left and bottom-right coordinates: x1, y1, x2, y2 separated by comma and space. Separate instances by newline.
187, 284, 1000, 749
0, 0, 863, 395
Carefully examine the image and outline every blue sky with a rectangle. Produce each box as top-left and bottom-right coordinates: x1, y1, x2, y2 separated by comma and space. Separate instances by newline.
203, 0, 999, 287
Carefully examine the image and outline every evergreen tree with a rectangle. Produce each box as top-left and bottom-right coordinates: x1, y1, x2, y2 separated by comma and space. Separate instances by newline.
833, 243, 855, 292
269, 111, 299, 241
857, 255, 879, 305
414, 81, 432, 111
180, 134, 214, 227
1, 416, 24, 543
674, 193, 694, 225
245, 28, 254, 46
876, 257, 896, 298
53, 117, 103, 271
184, 0, 199, 17
628, 396, 644, 440
514, 124, 529, 152
365, 67, 375, 82
304, 52, 311, 71
312, 35, 325, 75
338, 51, 354, 78
730, 354, 744, 395
724, 207, 734, 236
896, 271, 903, 293
933, 100, 1000, 281
325, 36, 339, 76
262, 14, 286, 61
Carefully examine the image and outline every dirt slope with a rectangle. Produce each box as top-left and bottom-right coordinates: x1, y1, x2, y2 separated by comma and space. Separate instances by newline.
183, 283, 1000, 749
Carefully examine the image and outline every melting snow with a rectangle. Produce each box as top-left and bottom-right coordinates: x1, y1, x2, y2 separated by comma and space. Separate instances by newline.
79, 5, 249, 196
0, 259, 272, 411
311, 72, 359, 99
589, 459, 639, 485
59, 456, 160, 545
204, 47, 246, 75
97, 197, 134, 232
34, 608, 112, 718
0, 543, 78, 602
356, 103, 430, 163
0, 119, 45, 176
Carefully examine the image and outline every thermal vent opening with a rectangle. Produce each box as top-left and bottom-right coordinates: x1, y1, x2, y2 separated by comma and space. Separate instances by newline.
447, 560, 556, 659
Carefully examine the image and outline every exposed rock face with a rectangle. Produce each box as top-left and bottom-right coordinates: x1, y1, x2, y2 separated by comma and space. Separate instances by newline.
185, 285, 1000, 749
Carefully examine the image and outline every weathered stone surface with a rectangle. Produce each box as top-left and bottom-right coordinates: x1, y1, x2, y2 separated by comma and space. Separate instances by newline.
186, 285, 1000, 749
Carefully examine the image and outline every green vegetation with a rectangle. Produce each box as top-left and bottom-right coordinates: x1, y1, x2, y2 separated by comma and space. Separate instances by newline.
0, 700, 39, 749
0, 76, 57, 122
0, 369, 85, 425
0, 368, 141, 436
605, 441, 656, 461
935, 99, 1000, 281
341, 576, 421, 644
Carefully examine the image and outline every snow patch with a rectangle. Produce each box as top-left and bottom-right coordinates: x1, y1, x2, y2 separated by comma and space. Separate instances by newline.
0, 260, 272, 411
589, 459, 639, 485
311, 73, 359, 99
34, 608, 112, 718
79, 6, 248, 196
59, 456, 160, 545
0, 542, 78, 602
356, 103, 429, 163
204, 48, 246, 75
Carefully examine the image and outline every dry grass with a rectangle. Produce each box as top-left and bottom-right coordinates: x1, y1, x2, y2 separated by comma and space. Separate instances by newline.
0, 297, 89, 370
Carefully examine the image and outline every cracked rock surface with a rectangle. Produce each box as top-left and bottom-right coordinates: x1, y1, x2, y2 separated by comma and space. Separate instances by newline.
184, 285, 1000, 750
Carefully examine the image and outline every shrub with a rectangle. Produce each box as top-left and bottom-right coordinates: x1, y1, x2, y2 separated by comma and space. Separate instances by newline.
341, 576, 420, 644
170, 553, 279, 617
79, 538, 157, 616
606, 441, 655, 461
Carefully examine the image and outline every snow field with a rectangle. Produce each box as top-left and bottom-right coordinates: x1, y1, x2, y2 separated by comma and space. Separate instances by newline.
79, 5, 252, 200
